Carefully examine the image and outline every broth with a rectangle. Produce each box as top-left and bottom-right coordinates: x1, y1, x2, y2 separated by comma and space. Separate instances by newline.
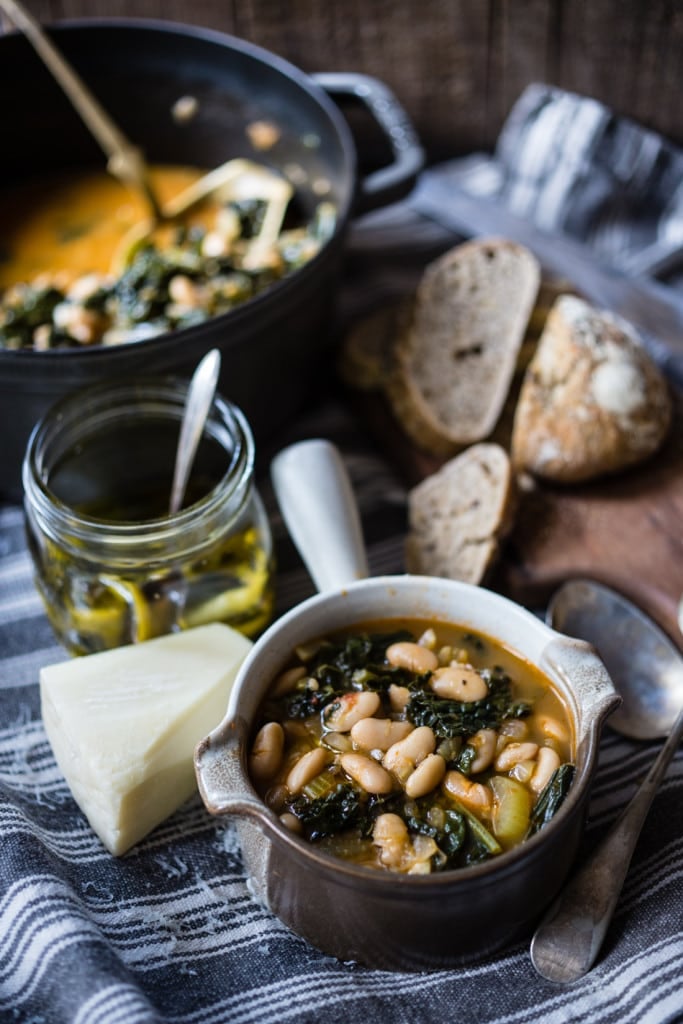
250, 619, 575, 874
0, 166, 209, 289
0, 164, 335, 350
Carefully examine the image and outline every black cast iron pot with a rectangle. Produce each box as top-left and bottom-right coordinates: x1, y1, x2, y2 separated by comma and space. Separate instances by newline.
0, 18, 424, 499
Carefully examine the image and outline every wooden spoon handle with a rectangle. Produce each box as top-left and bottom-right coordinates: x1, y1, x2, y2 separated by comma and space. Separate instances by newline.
0, 0, 161, 219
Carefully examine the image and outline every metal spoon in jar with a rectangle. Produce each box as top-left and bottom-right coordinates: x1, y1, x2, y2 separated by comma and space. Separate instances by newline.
530, 579, 683, 983
169, 348, 221, 515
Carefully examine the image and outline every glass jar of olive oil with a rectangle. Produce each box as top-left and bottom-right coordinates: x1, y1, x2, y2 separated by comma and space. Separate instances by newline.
22, 377, 274, 655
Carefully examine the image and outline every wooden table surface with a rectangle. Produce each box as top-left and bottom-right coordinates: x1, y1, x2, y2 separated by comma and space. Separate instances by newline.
2, 0, 681, 160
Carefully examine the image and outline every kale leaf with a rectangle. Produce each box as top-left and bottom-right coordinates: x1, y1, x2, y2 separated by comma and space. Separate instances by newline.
527, 763, 575, 836
290, 784, 366, 840
407, 672, 531, 739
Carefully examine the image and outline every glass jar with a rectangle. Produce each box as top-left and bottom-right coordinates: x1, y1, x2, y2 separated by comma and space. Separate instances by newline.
22, 377, 274, 656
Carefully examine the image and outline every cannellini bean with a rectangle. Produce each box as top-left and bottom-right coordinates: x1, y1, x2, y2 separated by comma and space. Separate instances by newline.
350, 717, 413, 751
530, 746, 562, 794
340, 753, 394, 794
417, 627, 437, 649
321, 730, 353, 754
499, 718, 529, 741
537, 714, 570, 747
388, 683, 411, 712
383, 725, 436, 782
495, 741, 539, 772
510, 759, 536, 784
469, 728, 498, 773
431, 665, 488, 702
271, 665, 307, 696
323, 690, 380, 732
249, 722, 285, 781
286, 747, 328, 794
405, 753, 446, 798
443, 770, 492, 814
279, 812, 303, 834
373, 813, 409, 868
168, 274, 204, 307
386, 641, 439, 674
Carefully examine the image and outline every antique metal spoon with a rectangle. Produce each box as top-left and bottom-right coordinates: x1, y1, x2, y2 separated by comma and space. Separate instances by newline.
169, 349, 221, 515
530, 579, 683, 983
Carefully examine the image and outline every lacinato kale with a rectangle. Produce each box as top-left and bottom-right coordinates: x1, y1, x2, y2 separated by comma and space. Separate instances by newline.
527, 763, 575, 836
407, 672, 531, 739
290, 783, 366, 840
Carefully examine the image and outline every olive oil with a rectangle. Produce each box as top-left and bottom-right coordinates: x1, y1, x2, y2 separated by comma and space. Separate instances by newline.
24, 380, 274, 655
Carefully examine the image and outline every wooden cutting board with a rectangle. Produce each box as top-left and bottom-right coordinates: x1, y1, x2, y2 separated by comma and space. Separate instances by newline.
349, 371, 683, 650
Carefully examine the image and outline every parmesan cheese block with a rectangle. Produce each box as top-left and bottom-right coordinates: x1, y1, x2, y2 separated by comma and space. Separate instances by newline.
40, 623, 252, 856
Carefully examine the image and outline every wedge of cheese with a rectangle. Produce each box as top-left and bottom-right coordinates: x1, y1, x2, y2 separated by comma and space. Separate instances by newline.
40, 622, 251, 856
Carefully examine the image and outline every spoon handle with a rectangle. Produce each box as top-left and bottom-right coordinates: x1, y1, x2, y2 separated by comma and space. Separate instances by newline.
531, 705, 683, 983
271, 439, 369, 593
169, 349, 221, 515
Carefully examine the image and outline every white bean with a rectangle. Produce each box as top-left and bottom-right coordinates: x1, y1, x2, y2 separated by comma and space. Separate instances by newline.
286, 747, 328, 794
443, 770, 492, 814
537, 714, 570, 747
388, 683, 411, 712
323, 690, 381, 732
405, 753, 446, 798
469, 728, 498, 773
271, 665, 306, 696
350, 717, 413, 751
431, 665, 488, 702
383, 725, 436, 783
530, 746, 562, 795
279, 812, 303, 834
386, 641, 439, 674
373, 813, 409, 868
340, 753, 394, 794
249, 722, 285, 781
495, 741, 539, 772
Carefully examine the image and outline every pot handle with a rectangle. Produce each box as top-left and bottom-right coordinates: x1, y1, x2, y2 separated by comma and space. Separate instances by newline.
313, 71, 424, 213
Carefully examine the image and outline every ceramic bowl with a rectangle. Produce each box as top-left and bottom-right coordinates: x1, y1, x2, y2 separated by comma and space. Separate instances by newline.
195, 573, 619, 970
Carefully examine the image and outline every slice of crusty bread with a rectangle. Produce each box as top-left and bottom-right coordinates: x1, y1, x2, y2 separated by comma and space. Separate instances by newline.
337, 298, 413, 391
387, 239, 540, 456
511, 295, 672, 483
404, 442, 515, 584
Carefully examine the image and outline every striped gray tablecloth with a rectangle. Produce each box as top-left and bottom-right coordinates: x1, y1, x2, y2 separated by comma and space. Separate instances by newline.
1, 83, 682, 1023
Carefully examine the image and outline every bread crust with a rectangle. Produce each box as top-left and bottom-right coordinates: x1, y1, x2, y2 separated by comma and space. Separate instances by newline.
511, 295, 672, 483
386, 238, 540, 455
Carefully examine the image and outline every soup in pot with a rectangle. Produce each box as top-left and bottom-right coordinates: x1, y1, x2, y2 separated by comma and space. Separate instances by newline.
0, 164, 334, 350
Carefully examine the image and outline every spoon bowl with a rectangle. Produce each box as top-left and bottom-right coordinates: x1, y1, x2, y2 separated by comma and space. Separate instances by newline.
169, 348, 221, 515
548, 579, 683, 739
531, 577, 683, 982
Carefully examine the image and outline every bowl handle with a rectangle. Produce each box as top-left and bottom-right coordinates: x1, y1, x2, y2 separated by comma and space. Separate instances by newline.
194, 716, 274, 826
313, 71, 425, 213
541, 634, 622, 744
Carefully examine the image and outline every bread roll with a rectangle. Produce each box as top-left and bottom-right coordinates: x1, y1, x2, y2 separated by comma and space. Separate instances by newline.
511, 295, 672, 482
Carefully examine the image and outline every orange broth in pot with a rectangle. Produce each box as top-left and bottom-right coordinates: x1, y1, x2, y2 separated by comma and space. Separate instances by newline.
0, 165, 209, 290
